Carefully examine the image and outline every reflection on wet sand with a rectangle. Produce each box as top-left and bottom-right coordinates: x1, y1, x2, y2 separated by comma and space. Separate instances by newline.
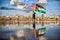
38, 35, 47, 40
0, 21, 60, 26
9, 28, 47, 40
0, 21, 60, 40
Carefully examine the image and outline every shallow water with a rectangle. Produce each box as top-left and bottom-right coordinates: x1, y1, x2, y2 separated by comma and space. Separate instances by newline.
0, 21, 60, 40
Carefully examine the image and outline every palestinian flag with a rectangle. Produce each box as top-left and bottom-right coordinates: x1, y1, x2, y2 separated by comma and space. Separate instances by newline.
34, 4, 46, 14
37, 27, 46, 35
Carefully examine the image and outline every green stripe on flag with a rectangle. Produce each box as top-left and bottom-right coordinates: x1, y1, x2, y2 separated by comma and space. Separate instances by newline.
37, 28, 46, 32
35, 9, 46, 14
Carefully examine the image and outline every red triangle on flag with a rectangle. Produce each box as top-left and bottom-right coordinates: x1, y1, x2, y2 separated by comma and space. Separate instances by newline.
34, 5, 39, 10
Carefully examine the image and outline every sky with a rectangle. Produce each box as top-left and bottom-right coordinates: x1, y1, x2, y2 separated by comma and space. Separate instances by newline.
0, 0, 60, 16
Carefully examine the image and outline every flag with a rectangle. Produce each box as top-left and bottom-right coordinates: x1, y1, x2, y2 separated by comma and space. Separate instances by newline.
37, 27, 46, 35
34, 4, 46, 14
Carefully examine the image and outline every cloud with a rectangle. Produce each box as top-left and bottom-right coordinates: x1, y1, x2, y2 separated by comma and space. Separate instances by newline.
16, 5, 26, 10
38, 0, 48, 6
38, 0, 47, 3
10, 0, 22, 5
10, 0, 15, 5
10, 1, 14, 5
18, 0, 22, 2
10, 0, 48, 12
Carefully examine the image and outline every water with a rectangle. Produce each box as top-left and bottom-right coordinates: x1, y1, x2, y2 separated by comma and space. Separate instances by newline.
0, 21, 60, 40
